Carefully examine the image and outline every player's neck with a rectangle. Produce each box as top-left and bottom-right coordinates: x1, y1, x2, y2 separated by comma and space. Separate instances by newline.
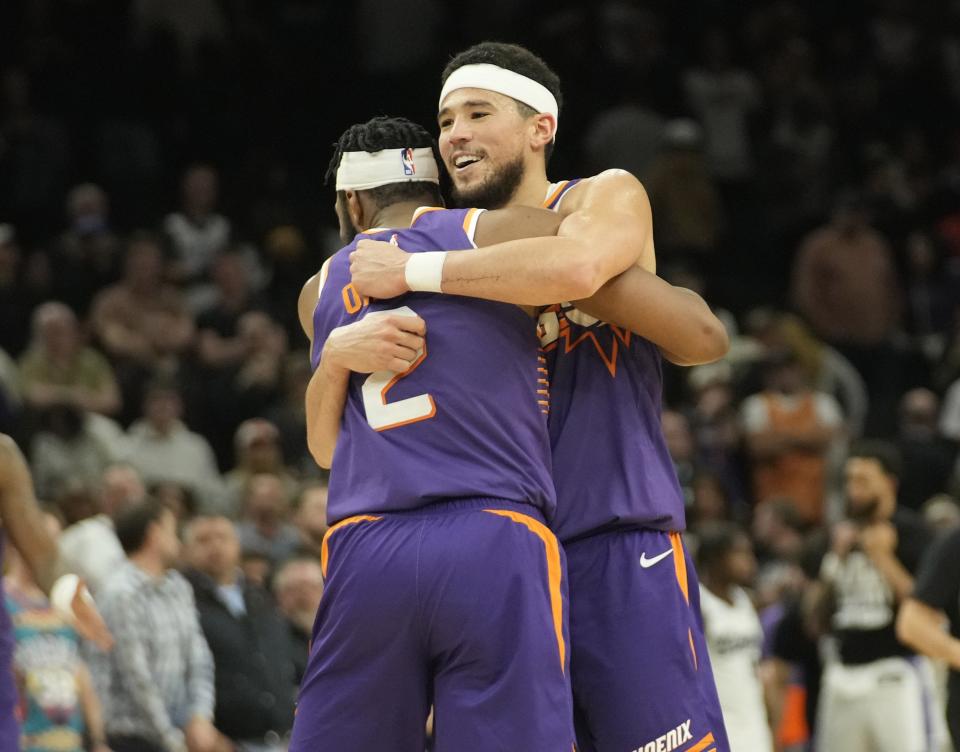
367, 201, 423, 231
508, 172, 552, 210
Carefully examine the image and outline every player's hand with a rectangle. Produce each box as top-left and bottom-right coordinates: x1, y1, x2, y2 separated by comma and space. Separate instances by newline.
70, 580, 114, 651
860, 521, 897, 559
350, 239, 411, 299
324, 311, 426, 374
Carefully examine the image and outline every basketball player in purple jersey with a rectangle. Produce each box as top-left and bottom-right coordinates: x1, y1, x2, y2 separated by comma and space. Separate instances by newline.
291, 116, 579, 752
0, 435, 113, 748
350, 44, 732, 752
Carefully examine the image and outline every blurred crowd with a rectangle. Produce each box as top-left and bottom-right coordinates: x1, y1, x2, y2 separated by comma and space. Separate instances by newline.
1, 0, 960, 750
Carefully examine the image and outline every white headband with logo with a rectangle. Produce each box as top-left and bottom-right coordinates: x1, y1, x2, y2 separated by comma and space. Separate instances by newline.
439, 63, 559, 139
335, 147, 440, 191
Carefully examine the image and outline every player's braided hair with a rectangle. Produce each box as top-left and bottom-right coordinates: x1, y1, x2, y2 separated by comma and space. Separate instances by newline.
442, 42, 562, 163
325, 116, 442, 208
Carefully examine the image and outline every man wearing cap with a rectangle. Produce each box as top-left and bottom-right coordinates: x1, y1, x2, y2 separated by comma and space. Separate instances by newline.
348, 43, 731, 752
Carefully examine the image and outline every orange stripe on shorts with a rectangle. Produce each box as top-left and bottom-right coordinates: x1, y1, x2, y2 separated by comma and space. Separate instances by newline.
320, 514, 382, 577
683, 732, 715, 752
484, 509, 566, 673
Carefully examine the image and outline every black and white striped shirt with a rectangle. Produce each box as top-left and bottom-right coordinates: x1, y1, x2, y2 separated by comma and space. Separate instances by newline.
99, 561, 215, 751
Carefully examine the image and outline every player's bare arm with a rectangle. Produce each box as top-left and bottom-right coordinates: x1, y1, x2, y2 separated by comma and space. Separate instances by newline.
572, 268, 729, 365
0, 435, 113, 649
350, 170, 649, 305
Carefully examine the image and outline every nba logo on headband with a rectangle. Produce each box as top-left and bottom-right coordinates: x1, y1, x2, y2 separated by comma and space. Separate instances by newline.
401, 148, 416, 176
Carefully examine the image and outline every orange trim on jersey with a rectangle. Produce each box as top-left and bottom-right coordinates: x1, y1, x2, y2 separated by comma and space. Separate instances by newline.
670, 532, 689, 605
320, 515, 382, 577
542, 181, 569, 208
683, 732, 715, 752
461, 207, 480, 234
411, 206, 444, 225
483, 509, 566, 673
688, 628, 698, 670
374, 340, 437, 432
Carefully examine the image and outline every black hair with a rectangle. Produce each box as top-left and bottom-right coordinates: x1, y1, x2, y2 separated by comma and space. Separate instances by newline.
442, 42, 562, 163
325, 116, 442, 209
847, 440, 902, 480
114, 498, 170, 554
696, 521, 746, 573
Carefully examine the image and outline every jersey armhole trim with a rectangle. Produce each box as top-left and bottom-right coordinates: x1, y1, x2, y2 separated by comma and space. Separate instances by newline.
463, 207, 485, 248
411, 206, 444, 225
317, 257, 333, 301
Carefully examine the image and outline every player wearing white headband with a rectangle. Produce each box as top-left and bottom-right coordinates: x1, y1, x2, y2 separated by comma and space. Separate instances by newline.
349, 43, 733, 752
292, 115, 595, 752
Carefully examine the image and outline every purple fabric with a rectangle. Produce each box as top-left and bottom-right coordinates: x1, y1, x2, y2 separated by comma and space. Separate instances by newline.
0, 535, 18, 743
565, 529, 730, 752
289, 498, 574, 752
312, 208, 555, 525
544, 307, 686, 541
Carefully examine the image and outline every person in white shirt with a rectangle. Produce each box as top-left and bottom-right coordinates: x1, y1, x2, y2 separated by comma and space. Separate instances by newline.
698, 522, 774, 752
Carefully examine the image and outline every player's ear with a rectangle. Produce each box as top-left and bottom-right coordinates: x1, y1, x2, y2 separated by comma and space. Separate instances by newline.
528, 113, 556, 152
345, 190, 365, 230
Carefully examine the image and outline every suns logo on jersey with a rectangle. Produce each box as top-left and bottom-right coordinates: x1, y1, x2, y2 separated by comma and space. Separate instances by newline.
401, 148, 416, 176
538, 303, 632, 377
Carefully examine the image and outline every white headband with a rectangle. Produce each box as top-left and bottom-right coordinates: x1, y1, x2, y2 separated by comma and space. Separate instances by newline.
439, 63, 559, 139
335, 147, 440, 191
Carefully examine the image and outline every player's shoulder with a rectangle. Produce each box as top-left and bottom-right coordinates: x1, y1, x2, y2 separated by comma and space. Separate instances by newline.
559, 169, 649, 213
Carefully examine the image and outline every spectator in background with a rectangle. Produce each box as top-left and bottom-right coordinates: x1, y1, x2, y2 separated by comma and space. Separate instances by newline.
790, 191, 904, 434
58, 463, 144, 594
89, 233, 195, 420
697, 522, 774, 752
236, 474, 299, 566
48, 183, 121, 316
100, 499, 227, 752
772, 314, 869, 439
30, 405, 115, 501
272, 557, 324, 687
293, 482, 328, 557
163, 164, 230, 290
645, 118, 724, 263
183, 516, 294, 750
683, 29, 760, 185
903, 231, 956, 350
19, 302, 121, 417
264, 353, 314, 477
123, 379, 224, 513
942, 374, 960, 443
223, 419, 298, 515
581, 89, 665, 181
742, 350, 843, 525
686, 361, 747, 509
895, 389, 958, 512
752, 497, 806, 571
816, 442, 939, 752
5, 513, 110, 752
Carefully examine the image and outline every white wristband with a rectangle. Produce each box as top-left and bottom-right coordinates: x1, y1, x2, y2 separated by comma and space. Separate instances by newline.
404, 251, 447, 293
50, 574, 81, 619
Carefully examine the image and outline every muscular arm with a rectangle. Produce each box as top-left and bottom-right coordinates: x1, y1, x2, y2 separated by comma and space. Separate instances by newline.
441, 171, 651, 304
896, 598, 960, 670
572, 267, 729, 365
0, 435, 58, 593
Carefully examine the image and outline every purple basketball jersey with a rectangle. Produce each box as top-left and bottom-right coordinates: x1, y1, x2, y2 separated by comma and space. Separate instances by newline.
540, 181, 686, 542
311, 207, 555, 524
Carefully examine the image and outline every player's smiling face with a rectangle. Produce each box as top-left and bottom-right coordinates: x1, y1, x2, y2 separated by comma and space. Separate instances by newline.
438, 88, 528, 208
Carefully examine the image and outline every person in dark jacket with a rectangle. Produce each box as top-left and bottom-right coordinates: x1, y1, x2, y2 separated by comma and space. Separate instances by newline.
183, 514, 295, 750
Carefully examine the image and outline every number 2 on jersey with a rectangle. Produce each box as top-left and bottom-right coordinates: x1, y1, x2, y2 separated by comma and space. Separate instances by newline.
361, 306, 436, 431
